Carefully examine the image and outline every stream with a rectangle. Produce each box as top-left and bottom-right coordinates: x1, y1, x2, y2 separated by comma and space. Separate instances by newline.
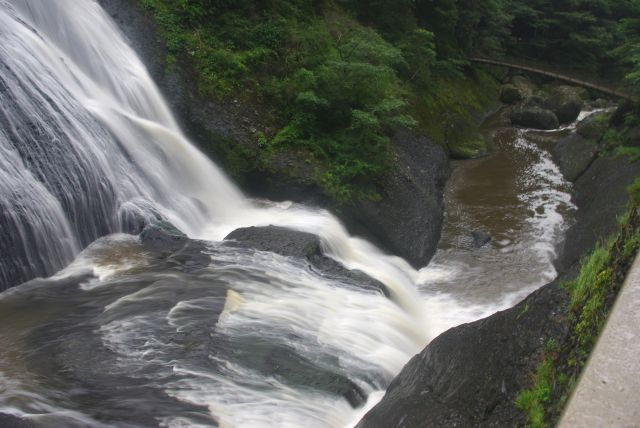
0, 1, 579, 427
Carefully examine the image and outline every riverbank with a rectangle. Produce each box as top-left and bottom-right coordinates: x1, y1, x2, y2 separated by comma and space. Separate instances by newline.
357, 101, 640, 427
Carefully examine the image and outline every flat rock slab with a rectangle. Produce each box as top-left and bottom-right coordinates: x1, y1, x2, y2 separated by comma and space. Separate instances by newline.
559, 253, 640, 428
224, 225, 389, 297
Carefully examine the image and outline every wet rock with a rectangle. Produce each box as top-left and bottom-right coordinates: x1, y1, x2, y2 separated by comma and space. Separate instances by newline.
523, 94, 545, 108
245, 344, 367, 407
357, 282, 570, 428
543, 86, 584, 124
556, 155, 640, 274
510, 107, 559, 130
509, 75, 537, 97
225, 226, 320, 259
470, 230, 491, 248
610, 101, 638, 128
622, 126, 640, 147
590, 98, 609, 109
139, 221, 210, 269
224, 225, 389, 296
0, 414, 34, 428
552, 133, 598, 182
576, 111, 610, 141
343, 128, 449, 268
499, 84, 524, 104
139, 220, 189, 255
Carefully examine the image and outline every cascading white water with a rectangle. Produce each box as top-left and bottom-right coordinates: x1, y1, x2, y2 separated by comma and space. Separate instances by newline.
0, 0, 575, 427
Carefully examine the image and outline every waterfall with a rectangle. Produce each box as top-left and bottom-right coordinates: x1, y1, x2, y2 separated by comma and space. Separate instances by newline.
0, 0, 448, 322
0, 1, 466, 425
0, 0, 249, 288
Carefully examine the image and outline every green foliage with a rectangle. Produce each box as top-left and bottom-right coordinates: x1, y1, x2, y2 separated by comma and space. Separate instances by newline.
411, 69, 498, 159
568, 245, 610, 312
141, 0, 432, 202
339, 0, 416, 36
515, 340, 560, 428
628, 177, 640, 206
613, 18, 640, 95
140, 0, 639, 201
614, 146, 640, 162
505, 0, 640, 78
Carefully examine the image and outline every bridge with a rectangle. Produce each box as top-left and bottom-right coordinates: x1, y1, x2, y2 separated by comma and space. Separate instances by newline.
469, 57, 638, 102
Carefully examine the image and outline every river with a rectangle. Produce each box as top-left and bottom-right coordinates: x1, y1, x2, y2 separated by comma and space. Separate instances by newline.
0, 1, 577, 427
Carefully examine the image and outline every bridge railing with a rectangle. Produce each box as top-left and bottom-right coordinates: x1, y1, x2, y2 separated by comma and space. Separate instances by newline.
469, 56, 637, 102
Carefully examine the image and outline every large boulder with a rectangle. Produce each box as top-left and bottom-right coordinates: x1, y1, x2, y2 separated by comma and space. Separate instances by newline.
343, 128, 449, 268
523, 94, 545, 108
509, 75, 537, 97
224, 225, 389, 296
139, 220, 189, 254
543, 86, 584, 124
470, 230, 492, 248
500, 84, 524, 104
576, 111, 610, 141
552, 133, 598, 182
510, 107, 559, 130
225, 225, 321, 259
356, 283, 570, 427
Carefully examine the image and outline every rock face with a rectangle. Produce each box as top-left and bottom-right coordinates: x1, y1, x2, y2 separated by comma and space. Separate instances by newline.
552, 133, 598, 182
556, 155, 640, 274
344, 129, 449, 268
98, 0, 449, 270
543, 86, 584, 124
357, 283, 569, 428
358, 151, 640, 428
139, 220, 189, 254
510, 107, 560, 130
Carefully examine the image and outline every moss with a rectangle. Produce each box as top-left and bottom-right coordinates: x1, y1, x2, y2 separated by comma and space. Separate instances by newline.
515, 340, 561, 428
448, 132, 487, 159
410, 68, 498, 159
614, 145, 640, 162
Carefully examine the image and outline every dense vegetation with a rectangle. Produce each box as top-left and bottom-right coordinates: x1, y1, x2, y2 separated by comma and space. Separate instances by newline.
138, 0, 639, 201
